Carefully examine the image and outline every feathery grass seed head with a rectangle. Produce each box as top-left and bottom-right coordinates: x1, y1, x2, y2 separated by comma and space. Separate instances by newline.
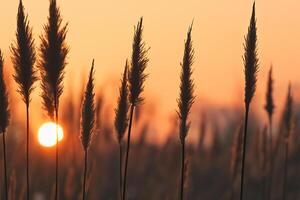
39, 0, 69, 118
177, 24, 195, 142
115, 60, 129, 143
282, 83, 293, 138
264, 66, 274, 120
128, 17, 149, 106
244, 3, 259, 106
0, 51, 10, 133
11, 0, 37, 106
80, 60, 95, 151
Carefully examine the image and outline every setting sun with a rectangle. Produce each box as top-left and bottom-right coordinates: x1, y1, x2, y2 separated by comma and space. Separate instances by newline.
38, 122, 64, 147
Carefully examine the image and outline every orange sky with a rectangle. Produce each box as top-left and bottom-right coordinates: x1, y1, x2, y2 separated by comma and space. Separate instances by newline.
1, 0, 300, 142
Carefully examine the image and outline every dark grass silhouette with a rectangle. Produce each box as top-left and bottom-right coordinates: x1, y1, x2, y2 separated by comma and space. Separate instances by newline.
230, 125, 243, 200
10, 1, 37, 199
282, 83, 293, 200
123, 17, 149, 200
114, 61, 129, 200
177, 24, 195, 200
240, 3, 259, 200
0, 50, 10, 200
38, 0, 69, 199
261, 126, 268, 200
80, 60, 95, 200
264, 66, 275, 200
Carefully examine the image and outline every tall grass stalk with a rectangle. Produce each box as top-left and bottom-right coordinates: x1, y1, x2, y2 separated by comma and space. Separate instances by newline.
122, 18, 149, 200
282, 83, 292, 200
240, 3, 259, 200
177, 24, 195, 200
114, 61, 129, 200
80, 60, 95, 200
11, 1, 37, 199
39, 0, 68, 199
262, 126, 268, 200
264, 66, 275, 200
0, 51, 10, 200
230, 125, 243, 200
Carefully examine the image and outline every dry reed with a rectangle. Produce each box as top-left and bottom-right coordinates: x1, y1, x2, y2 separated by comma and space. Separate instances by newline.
11, 1, 37, 198
177, 23, 195, 200
0, 50, 10, 200
38, 0, 69, 199
123, 17, 149, 200
264, 66, 275, 200
80, 60, 95, 200
282, 83, 293, 200
114, 61, 129, 200
240, 3, 259, 200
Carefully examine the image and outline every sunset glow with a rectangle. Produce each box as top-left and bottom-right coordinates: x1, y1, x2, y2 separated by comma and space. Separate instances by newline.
38, 122, 64, 147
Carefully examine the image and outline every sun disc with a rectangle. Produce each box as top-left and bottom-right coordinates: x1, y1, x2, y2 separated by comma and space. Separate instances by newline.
38, 122, 64, 147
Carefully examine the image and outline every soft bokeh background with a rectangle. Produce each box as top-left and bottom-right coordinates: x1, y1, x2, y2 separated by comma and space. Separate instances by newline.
0, 0, 300, 142
1, 0, 300, 199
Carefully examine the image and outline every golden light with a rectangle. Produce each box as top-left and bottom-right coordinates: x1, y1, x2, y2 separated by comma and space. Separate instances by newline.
38, 122, 64, 147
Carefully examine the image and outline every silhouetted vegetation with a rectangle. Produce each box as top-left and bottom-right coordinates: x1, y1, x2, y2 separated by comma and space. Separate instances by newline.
11, 1, 37, 198
38, 0, 69, 199
1, 2, 300, 200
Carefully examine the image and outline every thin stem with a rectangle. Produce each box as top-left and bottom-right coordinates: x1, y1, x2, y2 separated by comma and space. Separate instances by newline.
230, 180, 235, 200
240, 104, 249, 200
282, 140, 289, 200
267, 118, 273, 200
2, 130, 8, 200
82, 150, 88, 200
26, 104, 30, 200
122, 104, 134, 200
179, 140, 185, 200
119, 143, 123, 200
262, 141, 267, 200
55, 106, 59, 200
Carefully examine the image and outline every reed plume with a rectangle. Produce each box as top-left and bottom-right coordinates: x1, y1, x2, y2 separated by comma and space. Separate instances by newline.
240, 3, 259, 200
177, 23, 195, 200
114, 61, 129, 200
264, 66, 275, 200
11, 1, 37, 198
38, 0, 69, 199
0, 50, 10, 200
80, 60, 95, 200
282, 83, 293, 200
123, 17, 149, 200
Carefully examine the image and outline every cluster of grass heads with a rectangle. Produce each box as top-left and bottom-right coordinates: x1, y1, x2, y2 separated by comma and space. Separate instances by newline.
0, 1, 298, 200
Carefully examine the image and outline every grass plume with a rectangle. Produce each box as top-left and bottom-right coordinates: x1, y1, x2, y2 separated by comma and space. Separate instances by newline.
10, 1, 37, 198
123, 17, 149, 200
177, 23, 195, 200
264, 66, 275, 200
114, 61, 129, 200
38, 0, 69, 198
80, 60, 95, 200
240, 3, 259, 200
282, 83, 293, 200
0, 51, 10, 200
